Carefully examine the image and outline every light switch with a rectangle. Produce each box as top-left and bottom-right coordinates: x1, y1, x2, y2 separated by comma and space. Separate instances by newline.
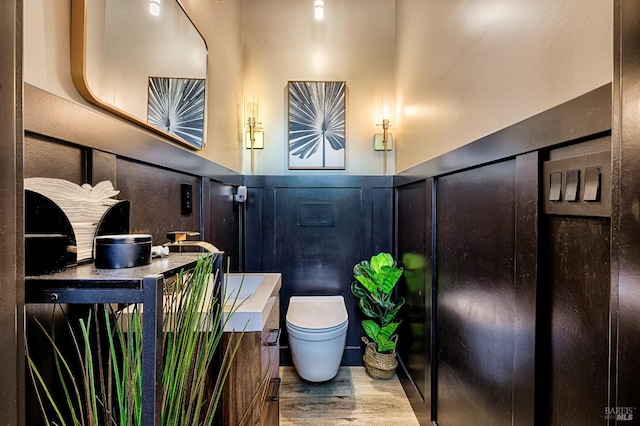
549, 171, 562, 202
584, 166, 601, 202
565, 169, 580, 202
181, 183, 193, 215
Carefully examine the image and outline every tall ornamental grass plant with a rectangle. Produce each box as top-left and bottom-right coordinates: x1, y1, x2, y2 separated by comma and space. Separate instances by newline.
26, 255, 245, 426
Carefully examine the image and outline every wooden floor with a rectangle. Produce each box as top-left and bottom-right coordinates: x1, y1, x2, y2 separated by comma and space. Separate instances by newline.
279, 366, 420, 425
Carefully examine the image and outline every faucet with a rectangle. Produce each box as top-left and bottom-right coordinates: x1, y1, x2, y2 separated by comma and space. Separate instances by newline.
164, 231, 220, 253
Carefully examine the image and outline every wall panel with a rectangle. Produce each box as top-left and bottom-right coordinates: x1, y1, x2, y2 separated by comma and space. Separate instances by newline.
537, 216, 610, 425
0, 0, 23, 422
208, 180, 240, 272
272, 187, 364, 364
436, 160, 516, 426
615, 0, 640, 416
24, 136, 85, 183
115, 159, 201, 245
396, 179, 432, 424
244, 176, 394, 366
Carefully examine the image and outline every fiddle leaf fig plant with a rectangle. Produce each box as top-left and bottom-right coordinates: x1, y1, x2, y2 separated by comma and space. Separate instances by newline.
351, 252, 404, 353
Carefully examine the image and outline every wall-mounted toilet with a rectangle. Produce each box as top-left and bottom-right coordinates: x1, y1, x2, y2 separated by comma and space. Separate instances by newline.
286, 295, 348, 382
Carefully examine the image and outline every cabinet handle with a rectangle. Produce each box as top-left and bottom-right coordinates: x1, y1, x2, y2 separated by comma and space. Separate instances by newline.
266, 328, 281, 346
268, 377, 281, 402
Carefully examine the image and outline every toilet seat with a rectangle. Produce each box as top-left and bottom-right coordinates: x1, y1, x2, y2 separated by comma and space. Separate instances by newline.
286, 320, 347, 334
286, 319, 348, 341
286, 295, 348, 330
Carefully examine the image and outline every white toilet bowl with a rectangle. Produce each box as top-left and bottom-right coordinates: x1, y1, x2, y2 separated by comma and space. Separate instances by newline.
286, 295, 348, 382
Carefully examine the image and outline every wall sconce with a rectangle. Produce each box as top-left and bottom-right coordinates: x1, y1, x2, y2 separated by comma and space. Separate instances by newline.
245, 98, 263, 175
374, 104, 393, 175
315, 0, 324, 20
149, 0, 161, 16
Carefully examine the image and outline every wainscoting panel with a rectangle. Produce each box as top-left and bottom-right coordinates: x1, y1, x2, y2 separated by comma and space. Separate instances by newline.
115, 158, 201, 245
274, 187, 364, 363
436, 159, 517, 426
244, 176, 393, 366
207, 179, 240, 272
396, 179, 433, 423
537, 216, 610, 425
24, 136, 86, 183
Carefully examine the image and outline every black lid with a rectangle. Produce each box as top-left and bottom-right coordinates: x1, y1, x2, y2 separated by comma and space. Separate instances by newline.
95, 234, 152, 244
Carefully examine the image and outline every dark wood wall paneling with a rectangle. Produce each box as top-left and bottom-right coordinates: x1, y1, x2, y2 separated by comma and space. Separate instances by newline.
436, 160, 517, 426
537, 216, 610, 425
394, 84, 613, 425
24, 136, 87, 182
0, 0, 23, 423
208, 180, 241, 272
615, 0, 640, 418
115, 159, 201, 245
244, 175, 393, 366
395, 179, 433, 426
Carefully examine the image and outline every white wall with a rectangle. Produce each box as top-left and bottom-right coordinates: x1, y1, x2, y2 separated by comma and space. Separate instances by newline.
242, 0, 396, 175
24, 0, 243, 172
24, 1, 613, 175
394, 0, 613, 172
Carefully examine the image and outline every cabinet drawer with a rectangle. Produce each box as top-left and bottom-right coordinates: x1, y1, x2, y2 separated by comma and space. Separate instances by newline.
222, 296, 280, 425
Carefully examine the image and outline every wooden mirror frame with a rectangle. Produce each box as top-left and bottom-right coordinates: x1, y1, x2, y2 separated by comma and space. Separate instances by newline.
70, 0, 208, 150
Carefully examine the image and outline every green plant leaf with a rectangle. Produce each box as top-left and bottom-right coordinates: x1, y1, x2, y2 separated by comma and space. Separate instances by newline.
354, 275, 379, 296
370, 252, 395, 272
359, 298, 379, 319
382, 297, 405, 325
353, 262, 369, 277
361, 319, 380, 342
26, 356, 67, 426
376, 266, 403, 295
379, 321, 400, 339
376, 335, 396, 352
350, 281, 368, 299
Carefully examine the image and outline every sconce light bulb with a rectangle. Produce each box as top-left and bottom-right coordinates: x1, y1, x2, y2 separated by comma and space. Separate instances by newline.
315, 0, 324, 20
382, 104, 389, 120
150, 0, 160, 16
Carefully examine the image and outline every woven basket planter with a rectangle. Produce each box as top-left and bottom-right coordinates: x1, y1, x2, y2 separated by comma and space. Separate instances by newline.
362, 337, 398, 380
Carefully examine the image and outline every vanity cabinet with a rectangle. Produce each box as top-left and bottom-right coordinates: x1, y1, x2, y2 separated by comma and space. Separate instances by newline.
25, 252, 219, 426
223, 295, 280, 426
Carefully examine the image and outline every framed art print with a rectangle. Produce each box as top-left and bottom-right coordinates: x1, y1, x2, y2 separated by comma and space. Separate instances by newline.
148, 77, 206, 149
288, 81, 346, 169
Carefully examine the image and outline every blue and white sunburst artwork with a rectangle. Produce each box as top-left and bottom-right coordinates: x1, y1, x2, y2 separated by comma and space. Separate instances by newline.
148, 77, 206, 149
288, 81, 346, 169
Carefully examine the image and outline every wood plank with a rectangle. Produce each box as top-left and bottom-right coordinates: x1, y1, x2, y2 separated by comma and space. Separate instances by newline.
279, 367, 419, 425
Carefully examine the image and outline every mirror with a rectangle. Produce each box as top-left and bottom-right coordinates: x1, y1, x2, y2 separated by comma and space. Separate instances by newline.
71, 0, 208, 149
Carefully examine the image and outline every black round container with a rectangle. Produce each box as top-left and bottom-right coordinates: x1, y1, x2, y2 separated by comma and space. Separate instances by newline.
94, 234, 152, 269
